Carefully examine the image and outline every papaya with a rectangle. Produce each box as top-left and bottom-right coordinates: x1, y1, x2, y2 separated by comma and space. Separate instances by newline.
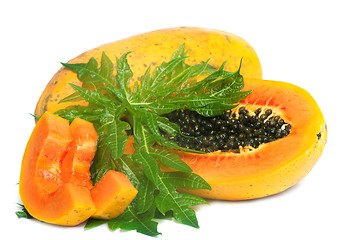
34, 26, 262, 117
19, 112, 138, 225
91, 170, 138, 219
130, 78, 326, 200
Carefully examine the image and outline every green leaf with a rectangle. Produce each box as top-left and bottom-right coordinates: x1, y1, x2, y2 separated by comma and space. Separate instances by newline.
144, 111, 161, 137
113, 154, 143, 187
90, 134, 116, 184
166, 59, 211, 87
150, 148, 193, 173
149, 57, 186, 89
214, 90, 253, 104
15, 203, 33, 219
108, 203, 160, 237
105, 117, 130, 159
160, 171, 211, 190
136, 177, 156, 214
58, 91, 83, 103
132, 146, 159, 185
170, 43, 186, 60
164, 95, 218, 110
84, 219, 107, 230
69, 83, 112, 108
155, 178, 202, 228
62, 55, 114, 87
131, 65, 151, 101
195, 102, 236, 117
116, 51, 133, 99
156, 115, 182, 137
99, 52, 114, 82
144, 102, 180, 115
55, 105, 104, 122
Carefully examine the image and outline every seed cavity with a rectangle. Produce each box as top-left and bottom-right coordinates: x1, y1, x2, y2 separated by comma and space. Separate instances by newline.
162, 106, 291, 153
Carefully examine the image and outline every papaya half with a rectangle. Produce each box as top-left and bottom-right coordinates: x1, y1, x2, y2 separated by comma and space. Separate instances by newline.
165, 79, 327, 200
120, 78, 327, 200
34, 26, 262, 117
19, 112, 138, 225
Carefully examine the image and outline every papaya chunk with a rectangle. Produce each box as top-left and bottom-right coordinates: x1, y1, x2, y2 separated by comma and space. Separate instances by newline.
19, 112, 96, 226
91, 170, 138, 219
61, 117, 98, 189
19, 112, 137, 225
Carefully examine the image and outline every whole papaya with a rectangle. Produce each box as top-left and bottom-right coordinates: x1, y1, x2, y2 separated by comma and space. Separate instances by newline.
35, 27, 262, 117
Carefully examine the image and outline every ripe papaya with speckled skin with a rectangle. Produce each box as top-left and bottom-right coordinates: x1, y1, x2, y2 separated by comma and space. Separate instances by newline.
34, 27, 262, 117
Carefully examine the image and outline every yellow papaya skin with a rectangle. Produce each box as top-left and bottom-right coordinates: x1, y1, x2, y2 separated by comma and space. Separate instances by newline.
35, 27, 262, 117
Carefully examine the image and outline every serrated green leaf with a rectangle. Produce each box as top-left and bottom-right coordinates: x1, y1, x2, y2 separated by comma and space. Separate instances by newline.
90, 135, 116, 184
166, 59, 212, 88
154, 179, 200, 228
113, 154, 143, 187
16, 203, 33, 219
144, 102, 180, 115
150, 148, 192, 173
132, 65, 151, 101
136, 177, 156, 214
116, 51, 133, 99
99, 52, 114, 82
160, 171, 211, 190
108, 203, 160, 236
62, 55, 114, 87
156, 115, 182, 137
69, 83, 112, 108
58, 91, 83, 103
195, 102, 236, 117
55, 105, 104, 122
132, 146, 159, 185
104, 116, 130, 159
165, 95, 217, 109
144, 111, 161, 137
214, 90, 253, 104
84, 219, 107, 230
149, 57, 186, 88
170, 43, 186, 60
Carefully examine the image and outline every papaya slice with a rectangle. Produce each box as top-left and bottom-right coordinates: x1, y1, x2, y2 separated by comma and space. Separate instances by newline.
19, 112, 96, 226
19, 112, 138, 225
61, 117, 98, 189
90, 170, 138, 219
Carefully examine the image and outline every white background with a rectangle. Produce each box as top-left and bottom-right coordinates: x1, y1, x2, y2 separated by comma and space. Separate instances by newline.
1, 0, 359, 239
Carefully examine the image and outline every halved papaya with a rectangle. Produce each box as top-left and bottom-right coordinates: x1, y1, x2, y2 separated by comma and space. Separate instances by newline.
19, 112, 138, 225
157, 78, 327, 200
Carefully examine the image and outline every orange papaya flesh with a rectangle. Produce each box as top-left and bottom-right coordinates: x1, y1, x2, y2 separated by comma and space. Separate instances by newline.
61, 117, 98, 189
123, 79, 327, 200
35, 27, 262, 117
90, 170, 138, 219
20, 112, 138, 225
19, 112, 96, 226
